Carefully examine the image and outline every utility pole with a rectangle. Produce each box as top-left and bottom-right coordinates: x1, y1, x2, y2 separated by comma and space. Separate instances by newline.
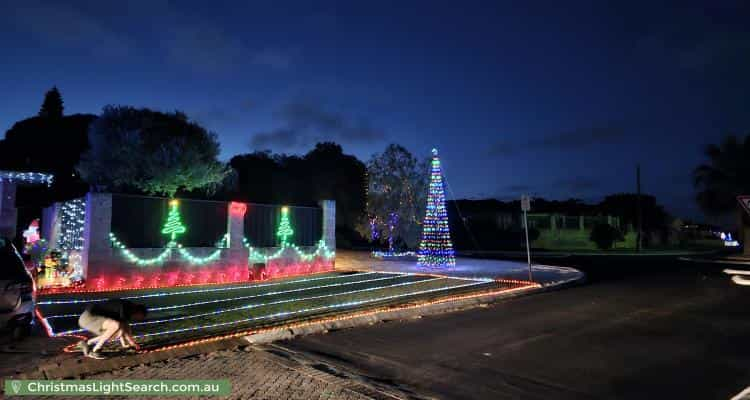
636, 164, 642, 252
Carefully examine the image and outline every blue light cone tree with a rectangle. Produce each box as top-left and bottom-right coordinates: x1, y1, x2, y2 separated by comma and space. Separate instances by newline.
417, 148, 456, 269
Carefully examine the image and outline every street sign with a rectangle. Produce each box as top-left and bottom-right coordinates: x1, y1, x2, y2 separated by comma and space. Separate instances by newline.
521, 195, 531, 212
738, 196, 750, 216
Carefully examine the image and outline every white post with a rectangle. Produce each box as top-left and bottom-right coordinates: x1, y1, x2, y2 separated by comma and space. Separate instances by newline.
523, 209, 532, 281
521, 195, 532, 282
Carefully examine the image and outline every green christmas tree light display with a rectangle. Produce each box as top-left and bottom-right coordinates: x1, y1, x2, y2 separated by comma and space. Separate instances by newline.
277, 206, 294, 246
161, 199, 186, 242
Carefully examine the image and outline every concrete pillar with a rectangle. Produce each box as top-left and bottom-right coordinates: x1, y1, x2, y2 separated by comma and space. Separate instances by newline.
42, 203, 60, 249
82, 192, 112, 279
579, 216, 584, 231
319, 200, 336, 250
550, 214, 556, 231
227, 202, 246, 249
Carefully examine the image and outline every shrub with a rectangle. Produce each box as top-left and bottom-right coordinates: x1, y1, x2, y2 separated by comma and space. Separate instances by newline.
589, 223, 621, 250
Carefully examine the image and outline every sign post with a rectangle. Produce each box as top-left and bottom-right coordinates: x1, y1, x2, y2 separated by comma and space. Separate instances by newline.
521, 195, 532, 282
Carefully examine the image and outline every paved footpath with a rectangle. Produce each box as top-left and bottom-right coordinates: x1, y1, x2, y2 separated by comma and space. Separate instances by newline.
51, 346, 391, 400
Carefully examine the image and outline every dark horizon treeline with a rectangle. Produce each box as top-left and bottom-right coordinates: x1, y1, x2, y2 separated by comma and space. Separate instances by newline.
0, 109, 370, 246
0, 93, 672, 249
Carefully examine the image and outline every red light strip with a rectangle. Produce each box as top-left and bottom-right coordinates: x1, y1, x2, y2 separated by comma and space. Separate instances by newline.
38, 268, 336, 296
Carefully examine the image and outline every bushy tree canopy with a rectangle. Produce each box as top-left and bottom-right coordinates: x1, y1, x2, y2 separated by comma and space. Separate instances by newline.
598, 193, 669, 234
229, 142, 367, 239
77, 106, 229, 197
693, 134, 750, 215
589, 223, 622, 250
0, 113, 94, 203
361, 144, 428, 249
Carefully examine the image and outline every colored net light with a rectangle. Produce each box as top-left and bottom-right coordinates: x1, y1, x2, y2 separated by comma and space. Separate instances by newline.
417, 148, 455, 269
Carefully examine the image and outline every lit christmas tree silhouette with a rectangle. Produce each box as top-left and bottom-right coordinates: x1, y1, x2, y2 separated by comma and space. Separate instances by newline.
277, 206, 294, 246
161, 199, 186, 242
417, 148, 455, 269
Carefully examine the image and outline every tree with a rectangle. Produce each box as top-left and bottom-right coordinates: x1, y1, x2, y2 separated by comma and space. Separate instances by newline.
598, 193, 670, 245
77, 106, 229, 197
39, 86, 64, 118
589, 223, 621, 250
0, 103, 94, 204
417, 148, 455, 268
276, 207, 294, 246
693, 134, 750, 215
229, 143, 367, 242
161, 200, 186, 241
360, 144, 428, 249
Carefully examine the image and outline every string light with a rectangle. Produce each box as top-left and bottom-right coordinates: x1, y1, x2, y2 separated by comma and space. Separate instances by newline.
244, 238, 335, 263
54, 280, 538, 354
38, 272, 375, 305
161, 199, 186, 241
39, 272, 503, 336
46, 276, 452, 335
43, 274, 408, 320
109, 233, 228, 267
0, 170, 54, 186
131, 279, 492, 339
372, 250, 416, 258
136, 277, 443, 326
417, 148, 456, 269
276, 206, 293, 246
58, 198, 86, 250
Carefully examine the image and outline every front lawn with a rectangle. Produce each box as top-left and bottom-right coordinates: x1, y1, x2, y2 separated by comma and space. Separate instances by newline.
37, 271, 514, 349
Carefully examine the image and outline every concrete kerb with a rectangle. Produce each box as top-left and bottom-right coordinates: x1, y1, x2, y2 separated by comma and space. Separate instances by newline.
679, 256, 750, 266
18, 274, 583, 380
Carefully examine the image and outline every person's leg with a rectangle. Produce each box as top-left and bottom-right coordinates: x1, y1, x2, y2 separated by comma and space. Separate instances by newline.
118, 327, 129, 347
87, 323, 125, 346
90, 319, 122, 353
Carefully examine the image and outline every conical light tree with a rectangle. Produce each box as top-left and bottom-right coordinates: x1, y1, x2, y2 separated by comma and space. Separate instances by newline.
277, 206, 294, 246
417, 148, 455, 269
161, 199, 186, 242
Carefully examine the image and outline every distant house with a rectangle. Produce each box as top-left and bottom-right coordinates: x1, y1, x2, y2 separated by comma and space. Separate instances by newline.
447, 199, 632, 250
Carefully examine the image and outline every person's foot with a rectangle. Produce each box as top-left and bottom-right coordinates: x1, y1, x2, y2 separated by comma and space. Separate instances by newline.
77, 340, 90, 356
86, 351, 106, 360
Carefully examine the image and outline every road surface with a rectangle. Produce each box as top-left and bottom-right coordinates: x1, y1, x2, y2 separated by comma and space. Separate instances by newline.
282, 256, 750, 399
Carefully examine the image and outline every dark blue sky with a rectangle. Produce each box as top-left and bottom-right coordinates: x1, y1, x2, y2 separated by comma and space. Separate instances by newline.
1, 1, 748, 220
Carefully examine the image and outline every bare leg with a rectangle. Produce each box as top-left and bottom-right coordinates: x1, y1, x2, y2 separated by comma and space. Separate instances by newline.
90, 320, 122, 353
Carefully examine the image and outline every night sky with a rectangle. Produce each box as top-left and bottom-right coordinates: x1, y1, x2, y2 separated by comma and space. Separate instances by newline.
1, 1, 748, 220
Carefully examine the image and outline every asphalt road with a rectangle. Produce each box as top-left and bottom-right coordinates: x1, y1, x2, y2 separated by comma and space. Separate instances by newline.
282, 256, 750, 399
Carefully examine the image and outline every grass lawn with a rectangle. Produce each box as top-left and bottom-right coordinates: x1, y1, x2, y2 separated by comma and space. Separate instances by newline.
37, 271, 513, 349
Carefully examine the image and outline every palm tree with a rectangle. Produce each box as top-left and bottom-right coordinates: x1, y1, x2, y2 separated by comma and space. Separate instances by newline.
693, 135, 750, 215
